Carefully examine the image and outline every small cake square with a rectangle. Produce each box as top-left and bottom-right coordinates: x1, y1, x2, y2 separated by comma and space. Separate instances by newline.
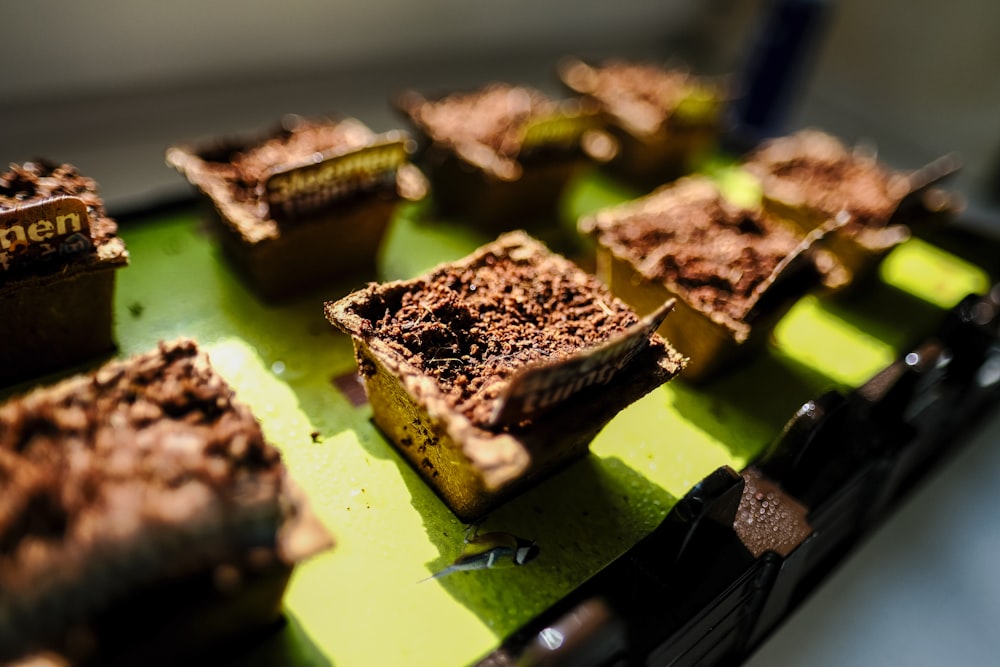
166, 115, 428, 301
0, 161, 129, 386
396, 83, 611, 229
325, 231, 685, 520
0, 339, 331, 665
559, 58, 729, 187
742, 129, 961, 283
580, 176, 835, 381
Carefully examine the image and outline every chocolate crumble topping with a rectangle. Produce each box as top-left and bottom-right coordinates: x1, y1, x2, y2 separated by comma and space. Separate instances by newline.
404, 84, 558, 160
744, 130, 904, 233
585, 178, 802, 322
333, 233, 642, 427
562, 60, 712, 135
195, 117, 380, 209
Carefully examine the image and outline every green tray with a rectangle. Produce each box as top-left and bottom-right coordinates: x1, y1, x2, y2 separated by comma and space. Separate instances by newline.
26, 171, 997, 666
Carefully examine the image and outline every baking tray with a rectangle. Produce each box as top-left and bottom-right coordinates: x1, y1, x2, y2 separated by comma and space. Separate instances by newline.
5, 170, 997, 666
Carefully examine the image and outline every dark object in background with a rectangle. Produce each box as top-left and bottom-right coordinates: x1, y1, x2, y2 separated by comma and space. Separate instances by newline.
730, 0, 832, 148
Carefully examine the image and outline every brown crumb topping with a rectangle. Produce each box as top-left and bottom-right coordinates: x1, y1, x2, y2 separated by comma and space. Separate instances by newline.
344, 234, 639, 427
587, 178, 801, 322
744, 130, 902, 231
406, 84, 558, 159
564, 60, 713, 135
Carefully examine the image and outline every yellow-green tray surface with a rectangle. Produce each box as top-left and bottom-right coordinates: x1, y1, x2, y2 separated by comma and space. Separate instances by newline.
26, 172, 998, 666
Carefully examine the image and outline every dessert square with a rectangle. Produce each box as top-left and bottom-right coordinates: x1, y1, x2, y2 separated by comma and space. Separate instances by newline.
0, 339, 331, 665
396, 83, 611, 229
0, 161, 129, 386
742, 129, 961, 283
166, 115, 427, 301
580, 176, 834, 381
325, 231, 685, 520
559, 58, 728, 187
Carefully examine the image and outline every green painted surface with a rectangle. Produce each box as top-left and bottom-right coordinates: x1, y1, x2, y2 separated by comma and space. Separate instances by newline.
11, 169, 990, 666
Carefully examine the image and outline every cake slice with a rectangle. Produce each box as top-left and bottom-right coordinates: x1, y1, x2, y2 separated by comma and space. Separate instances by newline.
742, 129, 961, 283
325, 231, 685, 520
558, 58, 729, 186
396, 83, 611, 229
0, 339, 331, 666
580, 176, 839, 381
0, 160, 129, 386
167, 115, 427, 300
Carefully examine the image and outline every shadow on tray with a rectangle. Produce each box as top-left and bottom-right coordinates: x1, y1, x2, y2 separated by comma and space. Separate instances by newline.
223, 612, 333, 667
400, 454, 677, 641
287, 400, 677, 643
822, 279, 946, 351
669, 346, 839, 465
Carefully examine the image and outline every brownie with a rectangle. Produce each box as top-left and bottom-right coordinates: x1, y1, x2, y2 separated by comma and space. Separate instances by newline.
0, 161, 129, 386
325, 231, 685, 520
559, 58, 728, 186
0, 339, 331, 666
580, 176, 836, 381
396, 83, 612, 229
166, 115, 428, 300
743, 129, 960, 283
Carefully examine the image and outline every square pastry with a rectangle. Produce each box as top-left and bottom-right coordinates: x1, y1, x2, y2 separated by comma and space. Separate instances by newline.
0, 160, 128, 386
581, 177, 838, 381
326, 231, 684, 520
167, 115, 427, 300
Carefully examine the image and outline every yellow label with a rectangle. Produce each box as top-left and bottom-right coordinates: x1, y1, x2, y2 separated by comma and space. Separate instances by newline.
488, 300, 675, 427
265, 140, 408, 219
521, 111, 599, 152
673, 85, 723, 124
0, 196, 91, 272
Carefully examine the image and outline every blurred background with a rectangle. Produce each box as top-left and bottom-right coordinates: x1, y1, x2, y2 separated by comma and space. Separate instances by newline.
3, 1, 1000, 664
3, 0, 999, 228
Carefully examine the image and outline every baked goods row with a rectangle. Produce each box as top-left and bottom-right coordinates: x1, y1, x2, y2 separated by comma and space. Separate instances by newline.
3, 59, 960, 384
0, 58, 966, 665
